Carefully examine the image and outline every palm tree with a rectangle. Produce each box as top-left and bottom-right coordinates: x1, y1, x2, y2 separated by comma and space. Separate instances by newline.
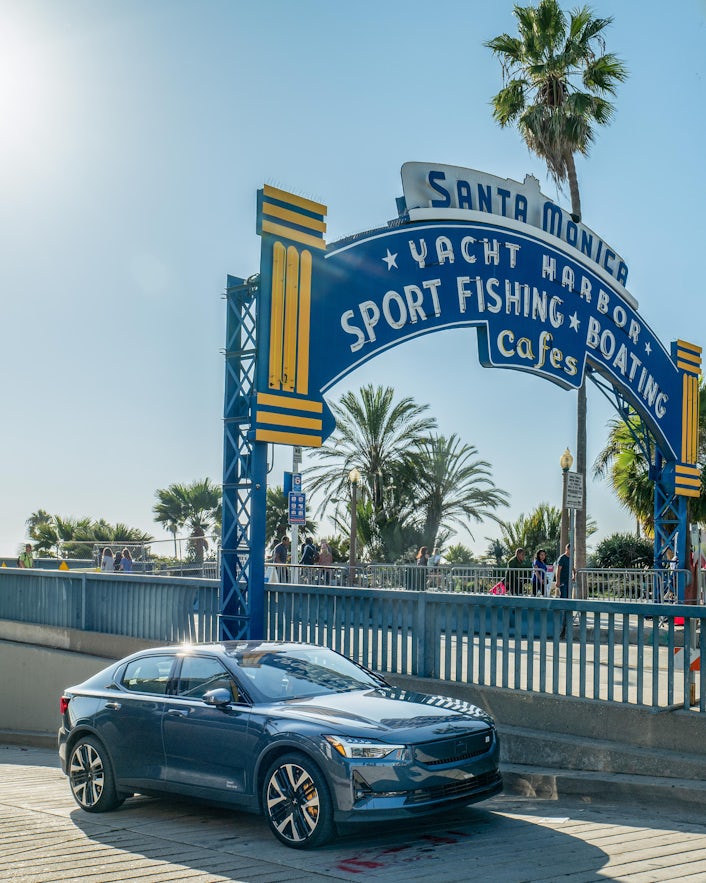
26, 509, 51, 540
153, 487, 185, 557
414, 434, 509, 548
594, 383, 706, 538
486, 0, 627, 572
153, 479, 221, 562
31, 521, 60, 557
180, 478, 221, 564
26, 514, 152, 559
485, 537, 508, 566
491, 502, 595, 562
592, 410, 654, 536
307, 385, 436, 557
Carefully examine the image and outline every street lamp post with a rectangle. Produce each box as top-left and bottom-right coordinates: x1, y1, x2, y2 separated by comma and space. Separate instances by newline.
348, 467, 361, 585
559, 448, 573, 554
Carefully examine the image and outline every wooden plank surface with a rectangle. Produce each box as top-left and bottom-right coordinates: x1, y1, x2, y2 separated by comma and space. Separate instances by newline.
2, 745, 706, 882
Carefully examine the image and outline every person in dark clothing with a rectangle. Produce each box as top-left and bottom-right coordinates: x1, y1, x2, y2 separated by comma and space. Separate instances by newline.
555, 543, 572, 637
300, 537, 318, 566
272, 536, 290, 583
505, 548, 527, 595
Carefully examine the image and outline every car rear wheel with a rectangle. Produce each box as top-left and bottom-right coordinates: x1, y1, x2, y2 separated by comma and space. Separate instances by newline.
263, 752, 334, 848
68, 736, 125, 813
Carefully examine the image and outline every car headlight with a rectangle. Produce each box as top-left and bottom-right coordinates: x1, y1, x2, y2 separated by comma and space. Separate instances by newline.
324, 735, 405, 759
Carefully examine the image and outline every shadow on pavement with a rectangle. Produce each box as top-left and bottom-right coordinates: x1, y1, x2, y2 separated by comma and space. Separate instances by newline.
66, 795, 615, 882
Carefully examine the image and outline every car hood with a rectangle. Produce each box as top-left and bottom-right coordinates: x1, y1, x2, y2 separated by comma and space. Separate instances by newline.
273, 686, 494, 741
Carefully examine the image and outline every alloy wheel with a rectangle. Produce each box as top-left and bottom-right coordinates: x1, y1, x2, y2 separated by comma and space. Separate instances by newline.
265, 760, 322, 844
69, 741, 105, 809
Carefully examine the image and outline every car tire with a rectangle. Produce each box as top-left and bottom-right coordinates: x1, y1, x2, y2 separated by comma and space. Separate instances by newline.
68, 736, 125, 813
263, 752, 334, 849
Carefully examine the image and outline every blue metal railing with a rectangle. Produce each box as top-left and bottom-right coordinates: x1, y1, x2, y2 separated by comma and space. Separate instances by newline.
1, 567, 703, 711
0, 568, 219, 642
265, 584, 705, 712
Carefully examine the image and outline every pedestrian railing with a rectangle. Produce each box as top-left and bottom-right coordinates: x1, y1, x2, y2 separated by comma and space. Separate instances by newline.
0, 567, 219, 643
266, 584, 705, 712
266, 563, 689, 601
1, 566, 703, 711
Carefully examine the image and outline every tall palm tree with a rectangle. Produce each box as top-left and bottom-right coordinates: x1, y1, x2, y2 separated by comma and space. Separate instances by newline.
486, 0, 627, 572
414, 434, 509, 548
307, 384, 436, 531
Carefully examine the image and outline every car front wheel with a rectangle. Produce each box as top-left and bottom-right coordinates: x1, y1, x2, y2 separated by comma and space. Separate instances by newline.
263, 752, 334, 848
68, 736, 125, 813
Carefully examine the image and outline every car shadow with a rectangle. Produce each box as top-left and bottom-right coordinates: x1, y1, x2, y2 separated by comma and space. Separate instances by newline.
66, 794, 619, 881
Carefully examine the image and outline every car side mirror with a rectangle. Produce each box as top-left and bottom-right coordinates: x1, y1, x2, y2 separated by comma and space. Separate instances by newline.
203, 688, 232, 707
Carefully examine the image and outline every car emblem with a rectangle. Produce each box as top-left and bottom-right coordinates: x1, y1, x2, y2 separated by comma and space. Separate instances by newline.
455, 739, 466, 756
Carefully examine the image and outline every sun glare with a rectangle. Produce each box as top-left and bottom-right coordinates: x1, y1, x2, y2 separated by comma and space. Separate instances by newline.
0, 20, 57, 157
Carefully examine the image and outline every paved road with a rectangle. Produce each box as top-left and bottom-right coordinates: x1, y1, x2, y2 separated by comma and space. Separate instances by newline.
2, 745, 706, 883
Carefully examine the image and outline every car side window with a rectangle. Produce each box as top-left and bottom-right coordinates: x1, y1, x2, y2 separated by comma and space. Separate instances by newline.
177, 656, 242, 703
121, 655, 174, 695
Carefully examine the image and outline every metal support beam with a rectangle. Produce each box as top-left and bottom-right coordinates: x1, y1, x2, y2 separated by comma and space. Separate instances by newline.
220, 274, 267, 639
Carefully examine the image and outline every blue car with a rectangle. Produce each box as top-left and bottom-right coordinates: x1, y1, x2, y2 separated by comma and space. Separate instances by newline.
58, 641, 502, 848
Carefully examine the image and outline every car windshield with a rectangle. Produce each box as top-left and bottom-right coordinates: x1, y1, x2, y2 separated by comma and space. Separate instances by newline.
231, 647, 380, 701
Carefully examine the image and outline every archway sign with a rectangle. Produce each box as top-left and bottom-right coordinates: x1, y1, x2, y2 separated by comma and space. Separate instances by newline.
221, 163, 701, 639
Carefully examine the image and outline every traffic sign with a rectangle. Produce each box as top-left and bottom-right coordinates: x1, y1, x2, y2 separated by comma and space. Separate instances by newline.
566, 472, 584, 509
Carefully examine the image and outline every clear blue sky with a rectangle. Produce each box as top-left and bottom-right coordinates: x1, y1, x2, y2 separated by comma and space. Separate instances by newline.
1, 0, 704, 558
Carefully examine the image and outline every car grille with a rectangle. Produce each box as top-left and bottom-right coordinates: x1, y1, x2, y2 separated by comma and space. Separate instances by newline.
414, 730, 493, 766
405, 770, 500, 805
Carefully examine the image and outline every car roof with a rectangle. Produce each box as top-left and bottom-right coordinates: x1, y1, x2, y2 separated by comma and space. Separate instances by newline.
132, 640, 322, 658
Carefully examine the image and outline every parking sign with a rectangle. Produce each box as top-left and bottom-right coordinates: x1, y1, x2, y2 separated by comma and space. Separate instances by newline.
288, 492, 306, 525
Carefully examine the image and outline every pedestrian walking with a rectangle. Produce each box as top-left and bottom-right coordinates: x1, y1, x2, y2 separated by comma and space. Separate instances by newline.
101, 548, 115, 572
555, 543, 572, 637
532, 549, 548, 596
18, 544, 34, 568
505, 548, 527, 595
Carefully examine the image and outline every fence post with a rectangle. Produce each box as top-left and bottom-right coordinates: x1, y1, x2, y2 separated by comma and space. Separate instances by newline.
81, 574, 86, 630
414, 591, 432, 678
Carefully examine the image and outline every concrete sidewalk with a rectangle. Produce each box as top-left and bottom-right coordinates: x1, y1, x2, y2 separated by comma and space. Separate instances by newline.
2, 745, 706, 882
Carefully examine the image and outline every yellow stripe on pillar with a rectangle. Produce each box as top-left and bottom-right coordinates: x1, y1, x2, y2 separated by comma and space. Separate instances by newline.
269, 242, 286, 390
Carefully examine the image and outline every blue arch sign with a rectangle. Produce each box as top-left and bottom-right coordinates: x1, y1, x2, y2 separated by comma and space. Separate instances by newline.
220, 163, 701, 638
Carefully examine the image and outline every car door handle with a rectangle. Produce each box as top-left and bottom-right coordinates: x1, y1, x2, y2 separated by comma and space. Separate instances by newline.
104, 702, 121, 710
166, 708, 189, 717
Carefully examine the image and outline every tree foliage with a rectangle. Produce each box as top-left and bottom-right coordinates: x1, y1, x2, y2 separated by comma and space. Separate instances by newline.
26, 512, 152, 559
591, 532, 653, 569
593, 384, 706, 535
414, 434, 509, 547
444, 543, 478, 566
305, 386, 507, 561
486, 0, 627, 218
153, 478, 220, 562
489, 502, 596, 563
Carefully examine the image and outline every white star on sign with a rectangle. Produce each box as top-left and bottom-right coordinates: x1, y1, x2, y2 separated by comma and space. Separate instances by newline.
382, 249, 398, 270
569, 312, 580, 331
645, 341, 652, 355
